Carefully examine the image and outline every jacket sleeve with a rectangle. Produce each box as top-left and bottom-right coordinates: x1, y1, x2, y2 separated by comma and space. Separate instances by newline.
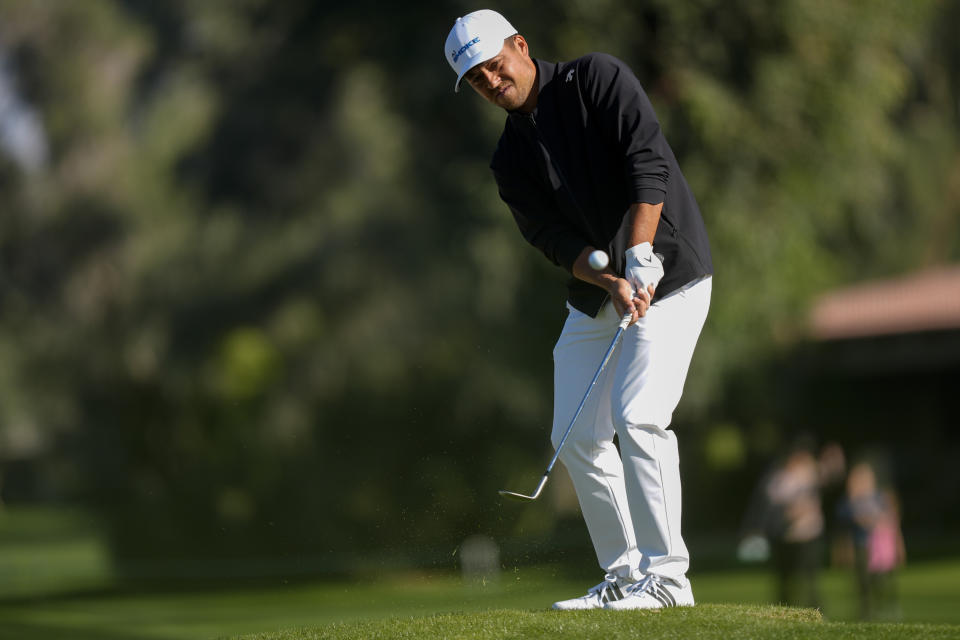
491, 156, 587, 274
580, 53, 670, 205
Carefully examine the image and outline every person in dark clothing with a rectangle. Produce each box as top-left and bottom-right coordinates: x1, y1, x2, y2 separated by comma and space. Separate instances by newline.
445, 10, 713, 610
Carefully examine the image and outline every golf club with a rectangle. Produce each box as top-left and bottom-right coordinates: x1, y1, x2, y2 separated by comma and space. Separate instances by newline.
499, 311, 633, 502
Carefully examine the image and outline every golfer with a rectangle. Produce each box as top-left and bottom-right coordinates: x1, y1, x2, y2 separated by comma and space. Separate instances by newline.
446, 10, 714, 610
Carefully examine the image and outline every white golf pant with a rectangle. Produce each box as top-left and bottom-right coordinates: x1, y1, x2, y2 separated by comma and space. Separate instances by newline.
552, 276, 711, 584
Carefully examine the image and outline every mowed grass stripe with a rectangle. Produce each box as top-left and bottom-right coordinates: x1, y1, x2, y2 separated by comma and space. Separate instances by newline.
232, 605, 960, 640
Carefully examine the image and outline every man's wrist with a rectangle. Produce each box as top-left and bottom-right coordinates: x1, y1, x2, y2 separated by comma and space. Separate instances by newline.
597, 272, 620, 294
625, 242, 654, 262
624, 241, 664, 292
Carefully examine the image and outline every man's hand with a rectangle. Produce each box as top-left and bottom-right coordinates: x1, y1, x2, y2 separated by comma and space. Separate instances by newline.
608, 277, 655, 326
572, 245, 657, 326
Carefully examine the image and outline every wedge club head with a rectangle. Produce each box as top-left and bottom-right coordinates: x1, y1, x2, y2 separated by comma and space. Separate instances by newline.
499, 474, 549, 502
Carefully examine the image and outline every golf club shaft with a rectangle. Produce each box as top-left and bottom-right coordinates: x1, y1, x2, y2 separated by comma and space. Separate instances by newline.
544, 312, 631, 478
500, 312, 631, 500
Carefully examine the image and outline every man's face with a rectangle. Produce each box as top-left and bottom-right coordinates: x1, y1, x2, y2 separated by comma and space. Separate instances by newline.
463, 35, 537, 112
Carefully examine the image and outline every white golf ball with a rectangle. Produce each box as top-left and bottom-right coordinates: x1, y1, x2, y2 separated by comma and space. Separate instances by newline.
588, 250, 609, 270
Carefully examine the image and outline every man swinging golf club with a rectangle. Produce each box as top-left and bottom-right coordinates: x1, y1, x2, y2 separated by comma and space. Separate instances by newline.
445, 10, 714, 610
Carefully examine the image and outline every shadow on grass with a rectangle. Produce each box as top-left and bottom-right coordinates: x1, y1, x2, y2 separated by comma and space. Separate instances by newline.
0, 620, 166, 640
0, 571, 334, 608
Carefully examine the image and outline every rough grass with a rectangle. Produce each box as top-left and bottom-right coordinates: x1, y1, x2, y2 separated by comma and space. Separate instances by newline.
232, 604, 959, 640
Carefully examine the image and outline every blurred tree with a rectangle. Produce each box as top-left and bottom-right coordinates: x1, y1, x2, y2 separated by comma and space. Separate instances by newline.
0, 0, 957, 570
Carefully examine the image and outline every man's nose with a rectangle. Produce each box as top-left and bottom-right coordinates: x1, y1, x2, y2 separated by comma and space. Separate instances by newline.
480, 68, 500, 89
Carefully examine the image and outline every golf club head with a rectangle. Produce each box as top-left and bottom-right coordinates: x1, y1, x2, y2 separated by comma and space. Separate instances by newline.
498, 474, 548, 502
498, 489, 539, 502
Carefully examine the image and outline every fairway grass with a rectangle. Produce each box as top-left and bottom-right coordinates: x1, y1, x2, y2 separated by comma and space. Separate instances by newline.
235, 604, 960, 640
2, 515, 960, 640
2, 563, 960, 639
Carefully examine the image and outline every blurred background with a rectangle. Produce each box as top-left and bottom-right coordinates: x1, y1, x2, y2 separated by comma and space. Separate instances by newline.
0, 0, 958, 637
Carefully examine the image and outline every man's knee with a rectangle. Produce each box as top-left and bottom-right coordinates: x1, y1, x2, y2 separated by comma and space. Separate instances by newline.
551, 425, 594, 455
552, 421, 619, 465
614, 419, 676, 460
613, 404, 672, 437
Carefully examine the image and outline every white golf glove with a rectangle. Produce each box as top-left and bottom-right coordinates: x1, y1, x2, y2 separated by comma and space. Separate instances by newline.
625, 242, 664, 295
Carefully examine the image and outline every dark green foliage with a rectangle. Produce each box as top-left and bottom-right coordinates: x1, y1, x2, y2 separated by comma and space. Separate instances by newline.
0, 0, 958, 568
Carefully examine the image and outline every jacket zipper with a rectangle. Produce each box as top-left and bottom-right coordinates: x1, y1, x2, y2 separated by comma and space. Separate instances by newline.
527, 115, 588, 220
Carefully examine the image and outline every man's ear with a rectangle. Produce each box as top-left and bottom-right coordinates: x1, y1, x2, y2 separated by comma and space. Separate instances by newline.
512, 34, 529, 57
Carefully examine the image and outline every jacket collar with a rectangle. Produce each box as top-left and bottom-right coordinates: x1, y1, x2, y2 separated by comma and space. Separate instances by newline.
508, 58, 556, 118
535, 58, 557, 95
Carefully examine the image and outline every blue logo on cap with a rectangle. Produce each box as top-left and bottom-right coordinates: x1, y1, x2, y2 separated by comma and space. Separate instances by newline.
452, 37, 480, 64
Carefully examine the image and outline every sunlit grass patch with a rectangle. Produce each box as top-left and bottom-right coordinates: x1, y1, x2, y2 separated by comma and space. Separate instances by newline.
233, 604, 960, 640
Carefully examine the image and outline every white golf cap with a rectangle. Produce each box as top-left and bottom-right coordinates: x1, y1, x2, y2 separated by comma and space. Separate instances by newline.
445, 9, 517, 92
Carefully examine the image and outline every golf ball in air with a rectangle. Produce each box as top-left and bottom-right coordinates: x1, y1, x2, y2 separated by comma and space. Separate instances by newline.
588, 250, 609, 270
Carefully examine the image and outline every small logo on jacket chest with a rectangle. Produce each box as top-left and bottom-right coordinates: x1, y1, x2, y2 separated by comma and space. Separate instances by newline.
565, 69, 575, 83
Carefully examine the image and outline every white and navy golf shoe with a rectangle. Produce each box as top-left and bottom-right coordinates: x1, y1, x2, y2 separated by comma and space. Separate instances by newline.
602, 574, 695, 610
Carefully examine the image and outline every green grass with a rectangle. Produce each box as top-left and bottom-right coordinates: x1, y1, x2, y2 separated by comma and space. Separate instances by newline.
1, 508, 960, 639
236, 606, 960, 640
2, 563, 960, 639
0, 506, 113, 599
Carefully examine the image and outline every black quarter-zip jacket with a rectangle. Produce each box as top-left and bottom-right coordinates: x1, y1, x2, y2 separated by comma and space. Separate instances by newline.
490, 53, 713, 318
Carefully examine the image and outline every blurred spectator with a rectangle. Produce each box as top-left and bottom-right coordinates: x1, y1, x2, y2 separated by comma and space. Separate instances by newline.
738, 436, 845, 608
837, 459, 906, 620
818, 442, 850, 568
